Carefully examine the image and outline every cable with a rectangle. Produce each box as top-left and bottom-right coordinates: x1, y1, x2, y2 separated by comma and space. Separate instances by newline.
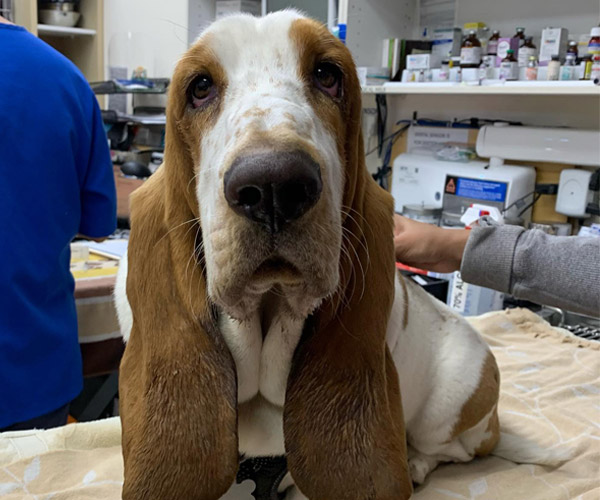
365, 122, 411, 157
375, 93, 387, 157
518, 193, 542, 217
502, 191, 535, 214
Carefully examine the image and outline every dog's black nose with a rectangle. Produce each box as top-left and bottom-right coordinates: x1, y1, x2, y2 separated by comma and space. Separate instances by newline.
224, 150, 322, 233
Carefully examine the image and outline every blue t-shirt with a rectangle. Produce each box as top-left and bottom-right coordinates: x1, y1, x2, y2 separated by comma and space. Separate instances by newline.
0, 24, 117, 428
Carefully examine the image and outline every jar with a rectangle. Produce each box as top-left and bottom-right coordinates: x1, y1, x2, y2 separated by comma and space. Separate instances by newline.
547, 55, 561, 80
460, 30, 482, 68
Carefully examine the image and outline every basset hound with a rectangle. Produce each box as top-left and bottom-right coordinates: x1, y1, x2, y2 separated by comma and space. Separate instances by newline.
114, 10, 501, 500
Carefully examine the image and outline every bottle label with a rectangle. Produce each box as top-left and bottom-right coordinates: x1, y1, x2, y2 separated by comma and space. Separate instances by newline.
525, 66, 538, 81
487, 40, 499, 55
500, 61, 519, 80
547, 63, 560, 80
589, 41, 600, 56
497, 40, 510, 60
560, 65, 575, 81
518, 47, 536, 67
460, 47, 482, 65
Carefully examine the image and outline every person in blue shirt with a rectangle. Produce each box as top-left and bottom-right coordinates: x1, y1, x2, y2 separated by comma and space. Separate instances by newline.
0, 16, 117, 431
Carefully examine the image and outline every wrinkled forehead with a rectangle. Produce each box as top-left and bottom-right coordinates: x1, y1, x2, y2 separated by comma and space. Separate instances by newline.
201, 10, 303, 83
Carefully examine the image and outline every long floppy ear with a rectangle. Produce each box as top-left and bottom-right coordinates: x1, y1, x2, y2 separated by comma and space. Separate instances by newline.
119, 76, 238, 499
284, 24, 412, 500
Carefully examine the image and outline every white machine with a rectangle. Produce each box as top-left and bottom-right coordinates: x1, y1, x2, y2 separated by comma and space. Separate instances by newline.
391, 154, 536, 226
392, 124, 600, 226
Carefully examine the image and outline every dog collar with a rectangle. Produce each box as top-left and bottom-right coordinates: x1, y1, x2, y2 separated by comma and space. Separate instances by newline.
236, 455, 288, 500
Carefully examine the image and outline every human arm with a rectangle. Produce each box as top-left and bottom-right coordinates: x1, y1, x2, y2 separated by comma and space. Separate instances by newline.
461, 224, 600, 317
78, 94, 117, 238
393, 214, 469, 273
393, 214, 600, 316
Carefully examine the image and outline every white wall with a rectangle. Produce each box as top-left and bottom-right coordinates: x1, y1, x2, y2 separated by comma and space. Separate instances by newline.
104, 0, 190, 79
455, 0, 599, 40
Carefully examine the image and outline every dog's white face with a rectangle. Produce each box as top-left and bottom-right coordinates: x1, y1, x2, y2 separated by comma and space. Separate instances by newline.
172, 11, 353, 320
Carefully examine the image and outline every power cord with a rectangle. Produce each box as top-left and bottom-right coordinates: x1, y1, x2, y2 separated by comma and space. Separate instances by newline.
502, 184, 559, 216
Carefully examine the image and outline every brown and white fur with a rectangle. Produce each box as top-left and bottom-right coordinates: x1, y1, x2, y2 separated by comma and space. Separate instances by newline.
114, 10, 500, 499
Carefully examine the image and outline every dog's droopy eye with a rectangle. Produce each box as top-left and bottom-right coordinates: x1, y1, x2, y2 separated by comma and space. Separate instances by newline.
189, 74, 215, 108
314, 62, 341, 98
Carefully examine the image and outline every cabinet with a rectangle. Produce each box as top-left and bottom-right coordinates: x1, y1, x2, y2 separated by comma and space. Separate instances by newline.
13, 0, 104, 82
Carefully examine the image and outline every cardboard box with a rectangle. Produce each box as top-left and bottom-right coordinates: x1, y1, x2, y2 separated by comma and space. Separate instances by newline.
406, 53, 431, 70
540, 27, 569, 65
496, 37, 520, 67
431, 28, 462, 68
216, 0, 261, 19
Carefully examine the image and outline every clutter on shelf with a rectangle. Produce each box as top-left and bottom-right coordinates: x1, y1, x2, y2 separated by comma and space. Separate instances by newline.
359, 23, 600, 86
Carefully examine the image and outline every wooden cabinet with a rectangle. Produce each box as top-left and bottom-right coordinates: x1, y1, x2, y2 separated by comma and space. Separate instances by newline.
113, 166, 144, 220
14, 0, 104, 82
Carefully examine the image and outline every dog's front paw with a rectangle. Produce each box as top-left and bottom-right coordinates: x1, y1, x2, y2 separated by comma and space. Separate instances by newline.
408, 453, 439, 485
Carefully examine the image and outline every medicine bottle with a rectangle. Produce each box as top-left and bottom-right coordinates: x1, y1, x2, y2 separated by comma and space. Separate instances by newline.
580, 55, 592, 80
589, 27, 600, 57
525, 56, 538, 81
547, 55, 561, 81
460, 30, 482, 68
500, 49, 519, 80
519, 37, 537, 67
514, 27, 526, 41
567, 40, 578, 58
487, 30, 500, 55
591, 55, 600, 82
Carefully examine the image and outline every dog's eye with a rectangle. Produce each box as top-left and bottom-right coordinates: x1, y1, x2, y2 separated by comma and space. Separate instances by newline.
314, 62, 341, 98
189, 74, 214, 108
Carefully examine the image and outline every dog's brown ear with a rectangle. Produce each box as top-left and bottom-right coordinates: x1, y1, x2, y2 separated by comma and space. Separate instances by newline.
284, 20, 412, 499
119, 80, 238, 499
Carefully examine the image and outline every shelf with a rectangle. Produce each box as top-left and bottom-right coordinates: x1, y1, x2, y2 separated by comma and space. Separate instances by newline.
362, 81, 600, 96
91, 79, 170, 95
37, 24, 97, 37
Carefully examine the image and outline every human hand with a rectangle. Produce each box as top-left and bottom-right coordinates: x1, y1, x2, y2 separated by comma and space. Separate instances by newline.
393, 214, 469, 273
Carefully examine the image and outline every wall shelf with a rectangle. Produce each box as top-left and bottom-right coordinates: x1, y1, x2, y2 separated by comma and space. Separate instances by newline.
37, 24, 97, 37
361, 81, 600, 96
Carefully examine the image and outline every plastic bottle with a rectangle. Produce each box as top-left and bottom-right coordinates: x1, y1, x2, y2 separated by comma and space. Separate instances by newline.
547, 55, 561, 81
518, 36, 537, 67
514, 27, 526, 41
591, 55, 600, 82
460, 30, 482, 68
500, 49, 519, 80
525, 56, 538, 81
487, 30, 500, 55
567, 40, 579, 58
589, 27, 600, 57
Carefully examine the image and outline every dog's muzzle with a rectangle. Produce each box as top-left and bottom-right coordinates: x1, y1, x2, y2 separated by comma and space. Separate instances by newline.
224, 150, 322, 234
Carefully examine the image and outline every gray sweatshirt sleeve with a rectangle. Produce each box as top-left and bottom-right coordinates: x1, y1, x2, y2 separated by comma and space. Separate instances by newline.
460, 225, 600, 317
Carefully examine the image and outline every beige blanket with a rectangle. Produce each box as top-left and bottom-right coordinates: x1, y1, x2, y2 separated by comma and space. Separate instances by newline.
1, 308, 598, 499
